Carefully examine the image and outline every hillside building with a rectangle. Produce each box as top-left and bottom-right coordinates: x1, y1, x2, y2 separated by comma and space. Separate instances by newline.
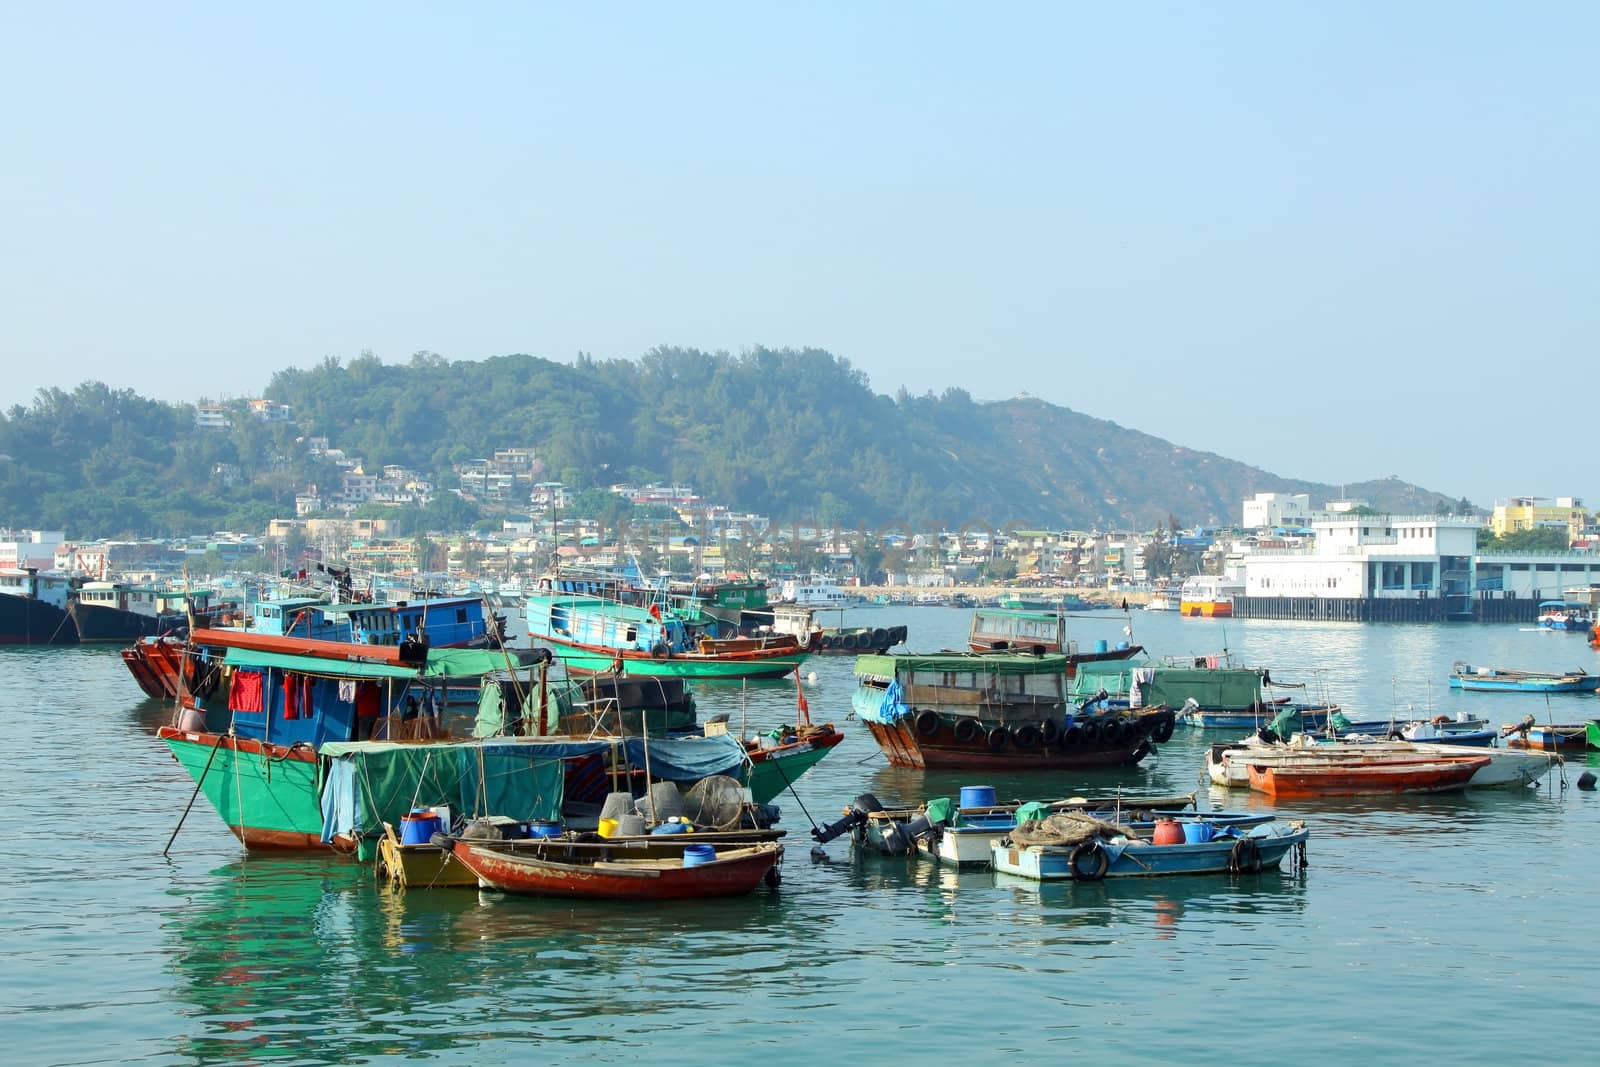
1490, 496, 1588, 542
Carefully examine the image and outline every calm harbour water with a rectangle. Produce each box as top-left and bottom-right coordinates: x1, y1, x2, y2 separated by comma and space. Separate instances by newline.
2, 607, 1598, 1065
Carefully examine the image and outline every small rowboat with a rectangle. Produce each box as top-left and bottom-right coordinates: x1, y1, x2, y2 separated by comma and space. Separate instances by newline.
1448, 663, 1600, 693
992, 822, 1310, 881
450, 838, 782, 899
1503, 721, 1590, 751
1246, 755, 1489, 797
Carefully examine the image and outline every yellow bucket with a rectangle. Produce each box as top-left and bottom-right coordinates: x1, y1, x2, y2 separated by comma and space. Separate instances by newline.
597, 817, 619, 838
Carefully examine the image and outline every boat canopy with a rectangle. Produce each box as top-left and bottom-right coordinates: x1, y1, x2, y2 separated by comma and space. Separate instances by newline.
1071, 660, 1265, 708
855, 652, 1071, 678
223, 646, 417, 680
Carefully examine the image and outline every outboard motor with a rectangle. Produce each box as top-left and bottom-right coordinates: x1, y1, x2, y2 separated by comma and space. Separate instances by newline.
811, 793, 885, 844
880, 811, 936, 855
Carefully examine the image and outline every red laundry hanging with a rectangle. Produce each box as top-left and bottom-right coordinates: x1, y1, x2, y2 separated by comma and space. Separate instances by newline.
301, 675, 315, 720
229, 670, 265, 713
282, 672, 300, 719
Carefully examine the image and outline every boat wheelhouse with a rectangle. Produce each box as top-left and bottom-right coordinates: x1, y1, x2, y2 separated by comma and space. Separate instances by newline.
966, 608, 1142, 674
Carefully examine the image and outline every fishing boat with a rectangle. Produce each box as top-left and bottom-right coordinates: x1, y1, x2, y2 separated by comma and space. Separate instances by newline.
1501, 718, 1590, 751
376, 809, 788, 889
526, 594, 809, 679
852, 651, 1176, 770
1178, 574, 1242, 618
1537, 600, 1595, 632
965, 608, 1143, 674
67, 582, 197, 642
1326, 712, 1497, 746
449, 838, 782, 899
1448, 663, 1600, 693
1206, 736, 1557, 789
0, 567, 78, 645
1245, 754, 1489, 797
1072, 657, 1337, 731
838, 790, 1273, 867
991, 821, 1309, 881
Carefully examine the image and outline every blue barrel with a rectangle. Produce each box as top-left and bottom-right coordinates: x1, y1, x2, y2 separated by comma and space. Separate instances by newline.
682, 844, 717, 867
959, 785, 997, 809
400, 811, 442, 845
1182, 821, 1215, 844
526, 820, 562, 839
1094, 639, 1109, 653
651, 820, 689, 835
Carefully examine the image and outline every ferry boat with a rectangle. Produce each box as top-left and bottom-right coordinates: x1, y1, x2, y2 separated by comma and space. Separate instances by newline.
774, 575, 856, 609
1179, 574, 1242, 618
1536, 600, 1594, 631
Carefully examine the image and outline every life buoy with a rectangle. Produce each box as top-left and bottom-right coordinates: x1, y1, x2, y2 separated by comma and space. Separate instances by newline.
1070, 840, 1110, 880
986, 726, 1008, 751
1012, 723, 1040, 749
915, 710, 941, 737
953, 718, 981, 744
1151, 712, 1175, 744
1040, 718, 1062, 746
1229, 836, 1263, 874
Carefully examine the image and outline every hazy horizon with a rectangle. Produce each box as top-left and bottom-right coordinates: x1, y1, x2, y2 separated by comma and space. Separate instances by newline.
6, 4, 1594, 508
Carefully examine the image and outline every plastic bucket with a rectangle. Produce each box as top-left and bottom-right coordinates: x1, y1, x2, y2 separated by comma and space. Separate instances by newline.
526, 820, 562, 839
400, 811, 442, 845
1182, 821, 1216, 844
959, 785, 997, 809
597, 818, 619, 838
1152, 818, 1185, 846
682, 844, 717, 867
1094, 639, 1109, 653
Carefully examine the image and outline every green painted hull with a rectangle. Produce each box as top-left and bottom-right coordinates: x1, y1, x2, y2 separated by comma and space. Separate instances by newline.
745, 743, 837, 804
1588, 721, 1600, 750
557, 644, 809, 681
163, 732, 325, 850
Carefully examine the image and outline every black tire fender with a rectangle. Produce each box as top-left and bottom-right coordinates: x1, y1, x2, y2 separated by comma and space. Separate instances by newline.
1070, 841, 1110, 881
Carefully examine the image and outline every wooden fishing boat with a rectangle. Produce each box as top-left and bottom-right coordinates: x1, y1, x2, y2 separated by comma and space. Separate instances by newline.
449, 838, 782, 899
1502, 720, 1590, 751
966, 608, 1142, 673
917, 809, 1274, 868
1448, 662, 1600, 693
1245, 754, 1489, 797
992, 823, 1309, 881
527, 594, 810, 679
1074, 657, 1337, 731
377, 821, 786, 889
852, 651, 1176, 770
1207, 737, 1556, 789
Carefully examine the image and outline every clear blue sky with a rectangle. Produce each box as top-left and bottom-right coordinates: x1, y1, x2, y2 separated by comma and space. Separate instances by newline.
4, 3, 1594, 508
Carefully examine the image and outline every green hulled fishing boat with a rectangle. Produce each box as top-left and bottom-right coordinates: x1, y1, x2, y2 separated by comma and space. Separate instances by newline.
526, 594, 809, 679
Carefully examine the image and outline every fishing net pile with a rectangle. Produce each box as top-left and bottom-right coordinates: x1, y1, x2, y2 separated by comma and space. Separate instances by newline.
1008, 812, 1134, 847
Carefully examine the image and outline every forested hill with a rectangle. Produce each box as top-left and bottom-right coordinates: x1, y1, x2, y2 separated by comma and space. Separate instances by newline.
1, 347, 1452, 536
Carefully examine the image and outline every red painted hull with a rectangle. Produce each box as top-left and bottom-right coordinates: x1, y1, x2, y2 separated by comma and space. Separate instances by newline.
121, 636, 193, 699
863, 717, 1157, 770
451, 841, 782, 899
1248, 756, 1488, 797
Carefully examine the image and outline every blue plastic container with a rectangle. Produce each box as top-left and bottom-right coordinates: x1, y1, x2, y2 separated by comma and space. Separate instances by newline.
1094, 639, 1109, 653
682, 844, 717, 867
526, 820, 562, 839
651, 820, 689, 835
400, 811, 442, 845
1182, 821, 1216, 844
959, 785, 997, 809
